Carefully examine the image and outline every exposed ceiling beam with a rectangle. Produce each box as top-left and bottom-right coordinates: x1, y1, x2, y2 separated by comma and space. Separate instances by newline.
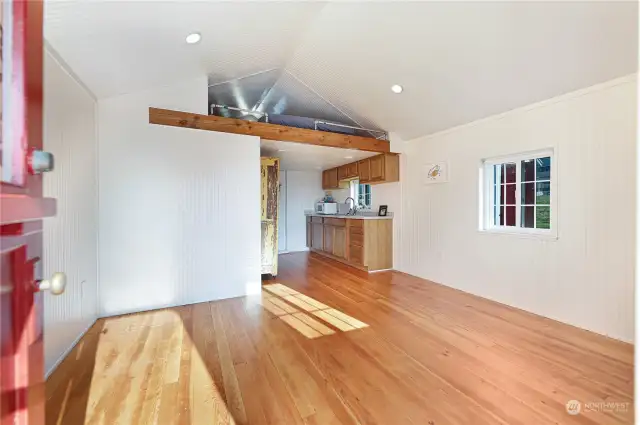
149, 108, 391, 153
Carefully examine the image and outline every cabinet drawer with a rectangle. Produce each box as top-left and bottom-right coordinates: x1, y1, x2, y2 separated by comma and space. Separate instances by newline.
324, 218, 346, 227
311, 216, 324, 224
349, 244, 364, 265
348, 219, 363, 228
349, 231, 364, 247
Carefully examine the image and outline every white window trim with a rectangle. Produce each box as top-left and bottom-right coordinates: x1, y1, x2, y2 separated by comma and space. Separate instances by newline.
479, 148, 557, 239
350, 180, 372, 210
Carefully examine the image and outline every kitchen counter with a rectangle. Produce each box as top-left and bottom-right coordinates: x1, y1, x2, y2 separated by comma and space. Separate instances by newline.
304, 211, 393, 220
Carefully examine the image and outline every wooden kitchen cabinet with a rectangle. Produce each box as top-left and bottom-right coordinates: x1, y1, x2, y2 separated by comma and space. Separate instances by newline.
338, 162, 358, 180
369, 155, 384, 181
347, 161, 358, 178
359, 154, 399, 184
311, 223, 324, 250
322, 167, 346, 190
308, 216, 392, 271
323, 154, 398, 186
358, 159, 370, 182
333, 226, 347, 259
323, 225, 334, 253
338, 165, 349, 181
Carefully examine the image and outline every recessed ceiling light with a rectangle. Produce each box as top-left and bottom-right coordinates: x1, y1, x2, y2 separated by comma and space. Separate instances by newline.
391, 84, 403, 94
185, 32, 201, 44
278, 149, 288, 152
344, 156, 353, 159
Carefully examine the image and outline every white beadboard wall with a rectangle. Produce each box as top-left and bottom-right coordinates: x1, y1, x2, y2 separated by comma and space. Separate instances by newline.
97, 77, 261, 317
43, 48, 99, 375
397, 75, 637, 342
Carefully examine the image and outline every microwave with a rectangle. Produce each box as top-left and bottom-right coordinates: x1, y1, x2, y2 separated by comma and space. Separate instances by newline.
316, 202, 338, 215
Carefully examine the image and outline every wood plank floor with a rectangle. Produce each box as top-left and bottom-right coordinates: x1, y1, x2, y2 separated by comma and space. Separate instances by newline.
46, 252, 634, 425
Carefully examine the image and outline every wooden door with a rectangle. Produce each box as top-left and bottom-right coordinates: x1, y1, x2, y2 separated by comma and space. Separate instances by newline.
358, 159, 370, 182
1, 2, 61, 424
260, 157, 279, 276
369, 155, 385, 181
311, 223, 323, 250
333, 226, 346, 259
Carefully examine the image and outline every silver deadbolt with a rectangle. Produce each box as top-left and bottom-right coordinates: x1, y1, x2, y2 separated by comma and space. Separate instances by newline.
28, 150, 55, 174
37, 272, 67, 295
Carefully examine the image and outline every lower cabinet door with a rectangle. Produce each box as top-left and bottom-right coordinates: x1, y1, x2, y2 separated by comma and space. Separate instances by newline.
333, 226, 346, 259
312, 224, 324, 250
323, 225, 334, 253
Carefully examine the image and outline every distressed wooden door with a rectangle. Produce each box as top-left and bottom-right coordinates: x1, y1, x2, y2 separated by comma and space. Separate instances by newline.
1, 1, 62, 424
260, 157, 279, 277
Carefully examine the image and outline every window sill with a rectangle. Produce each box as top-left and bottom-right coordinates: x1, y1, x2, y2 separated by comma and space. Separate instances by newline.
478, 228, 558, 241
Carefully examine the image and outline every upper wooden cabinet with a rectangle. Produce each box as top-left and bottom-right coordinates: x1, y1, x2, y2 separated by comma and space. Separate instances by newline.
322, 153, 399, 189
338, 162, 359, 181
322, 168, 338, 189
369, 155, 384, 181
322, 167, 349, 190
358, 154, 399, 185
338, 165, 349, 181
358, 159, 370, 182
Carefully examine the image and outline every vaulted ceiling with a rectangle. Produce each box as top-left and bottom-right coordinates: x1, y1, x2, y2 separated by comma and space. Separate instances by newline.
45, 1, 637, 140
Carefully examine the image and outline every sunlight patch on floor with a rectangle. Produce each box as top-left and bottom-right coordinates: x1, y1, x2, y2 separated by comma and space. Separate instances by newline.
261, 283, 368, 338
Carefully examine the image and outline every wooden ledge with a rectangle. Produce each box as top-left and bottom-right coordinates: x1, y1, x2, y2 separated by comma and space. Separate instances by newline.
149, 108, 390, 153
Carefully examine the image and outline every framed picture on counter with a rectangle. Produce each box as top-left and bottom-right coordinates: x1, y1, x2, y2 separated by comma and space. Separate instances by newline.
378, 205, 388, 216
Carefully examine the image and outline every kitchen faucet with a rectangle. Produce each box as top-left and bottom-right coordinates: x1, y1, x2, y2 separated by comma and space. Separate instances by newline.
345, 197, 357, 216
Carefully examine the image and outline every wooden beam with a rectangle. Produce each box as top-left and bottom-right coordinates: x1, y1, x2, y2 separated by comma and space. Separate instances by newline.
149, 108, 390, 153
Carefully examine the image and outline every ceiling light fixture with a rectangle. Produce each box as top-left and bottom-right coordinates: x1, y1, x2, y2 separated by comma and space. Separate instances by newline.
344, 156, 353, 159
185, 32, 201, 44
391, 84, 403, 94
278, 149, 288, 152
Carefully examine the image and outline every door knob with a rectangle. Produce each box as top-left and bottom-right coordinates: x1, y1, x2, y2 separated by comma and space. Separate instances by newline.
37, 272, 66, 295
27, 150, 55, 174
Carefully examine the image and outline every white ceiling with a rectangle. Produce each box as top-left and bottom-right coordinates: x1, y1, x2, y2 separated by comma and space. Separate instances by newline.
260, 140, 376, 172
45, 1, 637, 140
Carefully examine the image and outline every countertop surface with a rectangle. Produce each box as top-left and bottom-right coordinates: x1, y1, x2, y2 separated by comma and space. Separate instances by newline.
305, 211, 393, 220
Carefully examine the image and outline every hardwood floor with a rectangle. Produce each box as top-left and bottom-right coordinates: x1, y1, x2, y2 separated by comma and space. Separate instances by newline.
46, 252, 634, 425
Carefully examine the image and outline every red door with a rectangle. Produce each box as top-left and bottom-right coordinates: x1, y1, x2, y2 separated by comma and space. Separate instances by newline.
1, 1, 61, 425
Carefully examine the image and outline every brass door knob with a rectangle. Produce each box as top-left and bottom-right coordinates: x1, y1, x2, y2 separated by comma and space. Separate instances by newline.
37, 272, 67, 295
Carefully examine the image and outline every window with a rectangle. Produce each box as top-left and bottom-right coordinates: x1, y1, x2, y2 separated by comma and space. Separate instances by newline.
481, 150, 554, 234
350, 180, 372, 209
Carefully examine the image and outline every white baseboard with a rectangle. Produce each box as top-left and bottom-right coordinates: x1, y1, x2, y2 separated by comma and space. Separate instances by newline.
45, 318, 97, 379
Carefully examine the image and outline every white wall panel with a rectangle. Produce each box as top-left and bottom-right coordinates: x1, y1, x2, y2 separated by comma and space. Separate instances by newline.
398, 75, 637, 342
98, 77, 261, 317
43, 49, 98, 375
